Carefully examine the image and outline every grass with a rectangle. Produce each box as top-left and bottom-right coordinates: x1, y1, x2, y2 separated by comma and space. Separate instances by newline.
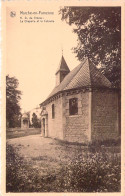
61, 152, 121, 192
6, 128, 41, 139
54, 136, 121, 147
6, 136, 121, 192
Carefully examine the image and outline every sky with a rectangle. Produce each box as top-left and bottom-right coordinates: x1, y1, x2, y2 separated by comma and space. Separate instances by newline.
6, 4, 80, 112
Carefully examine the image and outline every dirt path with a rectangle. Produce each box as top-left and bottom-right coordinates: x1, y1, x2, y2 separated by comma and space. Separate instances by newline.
7, 135, 88, 192
6, 135, 121, 192
7, 135, 85, 175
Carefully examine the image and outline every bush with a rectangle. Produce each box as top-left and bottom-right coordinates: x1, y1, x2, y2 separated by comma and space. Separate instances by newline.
56, 152, 121, 192
6, 144, 121, 192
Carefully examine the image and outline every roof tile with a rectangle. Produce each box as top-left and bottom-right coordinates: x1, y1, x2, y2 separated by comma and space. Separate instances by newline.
42, 58, 112, 104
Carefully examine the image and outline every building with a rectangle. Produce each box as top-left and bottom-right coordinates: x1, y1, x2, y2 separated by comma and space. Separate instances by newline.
21, 112, 30, 129
40, 56, 120, 143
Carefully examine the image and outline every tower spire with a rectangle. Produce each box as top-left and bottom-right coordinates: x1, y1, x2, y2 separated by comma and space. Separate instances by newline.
55, 54, 70, 86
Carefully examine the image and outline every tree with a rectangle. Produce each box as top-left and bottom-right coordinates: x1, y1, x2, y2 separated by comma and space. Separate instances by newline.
60, 7, 121, 88
6, 75, 22, 128
31, 113, 41, 128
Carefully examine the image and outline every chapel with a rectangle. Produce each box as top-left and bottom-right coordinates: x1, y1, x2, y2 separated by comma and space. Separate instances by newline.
40, 56, 120, 143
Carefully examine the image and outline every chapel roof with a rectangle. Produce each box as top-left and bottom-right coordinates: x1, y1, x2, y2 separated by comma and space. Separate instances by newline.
55, 55, 70, 74
41, 58, 112, 105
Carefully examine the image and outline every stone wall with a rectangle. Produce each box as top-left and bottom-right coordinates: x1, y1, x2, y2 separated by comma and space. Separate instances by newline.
43, 88, 119, 143
46, 96, 63, 140
62, 91, 91, 143
91, 90, 119, 141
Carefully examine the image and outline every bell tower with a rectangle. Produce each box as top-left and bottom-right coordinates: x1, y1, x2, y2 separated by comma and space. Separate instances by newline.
55, 55, 70, 86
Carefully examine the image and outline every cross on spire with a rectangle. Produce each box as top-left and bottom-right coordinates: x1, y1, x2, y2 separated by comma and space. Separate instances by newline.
62, 48, 63, 55
61, 44, 63, 56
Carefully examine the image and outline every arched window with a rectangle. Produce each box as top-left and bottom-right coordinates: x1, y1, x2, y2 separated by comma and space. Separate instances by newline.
52, 104, 55, 119
69, 98, 78, 115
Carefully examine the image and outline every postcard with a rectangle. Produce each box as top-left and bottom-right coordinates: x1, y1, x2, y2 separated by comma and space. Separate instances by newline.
1, 0, 125, 195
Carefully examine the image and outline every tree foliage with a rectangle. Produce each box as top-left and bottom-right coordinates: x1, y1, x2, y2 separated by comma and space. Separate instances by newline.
6, 75, 22, 128
60, 7, 121, 87
31, 113, 41, 128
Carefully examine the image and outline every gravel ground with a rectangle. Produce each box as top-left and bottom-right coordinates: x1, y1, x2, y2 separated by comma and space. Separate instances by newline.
6, 135, 121, 192
7, 135, 86, 175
